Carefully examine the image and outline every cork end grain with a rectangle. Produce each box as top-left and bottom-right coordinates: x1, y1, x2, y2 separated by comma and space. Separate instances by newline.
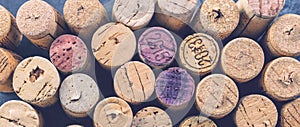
132, 107, 172, 127
281, 98, 300, 127
248, 0, 285, 17
179, 116, 217, 127
0, 5, 11, 41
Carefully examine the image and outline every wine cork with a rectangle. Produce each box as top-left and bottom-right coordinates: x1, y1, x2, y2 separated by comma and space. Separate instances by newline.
221, 37, 264, 83
138, 27, 177, 68
0, 48, 22, 92
49, 34, 91, 73
263, 14, 300, 57
234, 94, 278, 127
261, 57, 300, 101
155, 0, 198, 31
114, 61, 155, 104
93, 97, 133, 127
156, 67, 195, 108
0, 100, 43, 127
63, 0, 108, 39
67, 125, 83, 127
281, 98, 300, 127
112, 0, 155, 30
179, 33, 220, 75
59, 73, 99, 118
179, 116, 217, 127
196, 74, 239, 119
0, 5, 22, 50
16, 0, 68, 50
232, 0, 285, 39
12, 56, 60, 107
132, 106, 172, 127
92, 23, 136, 69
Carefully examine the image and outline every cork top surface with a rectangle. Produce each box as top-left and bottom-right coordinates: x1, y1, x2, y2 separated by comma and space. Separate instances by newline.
221, 37, 264, 82
158, 0, 198, 14
67, 125, 84, 127
0, 5, 11, 40
281, 98, 300, 127
248, 0, 285, 17
196, 74, 239, 118
0, 100, 41, 127
179, 116, 217, 127
132, 107, 172, 127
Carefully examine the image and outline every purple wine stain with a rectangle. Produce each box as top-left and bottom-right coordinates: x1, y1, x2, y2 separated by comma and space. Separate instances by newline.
156, 67, 195, 107
138, 27, 177, 68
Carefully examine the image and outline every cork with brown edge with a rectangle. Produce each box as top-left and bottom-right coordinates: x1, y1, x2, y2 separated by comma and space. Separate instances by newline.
179, 116, 217, 127
281, 98, 300, 127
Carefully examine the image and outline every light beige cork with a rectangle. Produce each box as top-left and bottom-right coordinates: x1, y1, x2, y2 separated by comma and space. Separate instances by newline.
91, 22, 136, 69
155, 0, 198, 31
179, 116, 217, 127
0, 100, 43, 127
93, 97, 133, 127
234, 94, 278, 127
263, 14, 300, 57
0, 48, 22, 92
281, 98, 300, 127
0, 5, 23, 50
16, 0, 68, 50
114, 61, 155, 104
12, 56, 60, 107
132, 106, 172, 127
59, 73, 99, 118
261, 57, 300, 101
179, 33, 220, 75
232, 0, 285, 39
221, 37, 264, 83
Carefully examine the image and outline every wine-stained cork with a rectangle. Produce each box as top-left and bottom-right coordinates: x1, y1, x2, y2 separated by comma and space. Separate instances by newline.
114, 61, 155, 104
261, 57, 300, 101
221, 37, 264, 82
156, 67, 195, 108
16, 0, 68, 50
179, 116, 217, 127
263, 14, 300, 57
179, 33, 220, 75
132, 106, 172, 127
232, 0, 285, 39
59, 73, 99, 118
93, 97, 133, 127
155, 0, 198, 31
138, 27, 177, 68
92, 23, 136, 69
63, 0, 108, 39
0, 100, 43, 127
196, 74, 239, 119
112, 0, 155, 30
12, 56, 60, 107
0, 5, 22, 50
0, 48, 22, 92
281, 98, 300, 127
234, 94, 278, 127
50, 34, 91, 73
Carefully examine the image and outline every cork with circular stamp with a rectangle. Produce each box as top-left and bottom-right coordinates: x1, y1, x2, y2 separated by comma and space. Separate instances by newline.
138, 27, 177, 69
196, 74, 239, 119
0, 48, 22, 92
63, 0, 108, 39
221, 37, 264, 83
0, 5, 22, 50
114, 61, 155, 104
132, 106, 172, 127
16, 0, 68, 50
234, 94, 278, 127
93, 97, 133, 127
0, 100, 43, 127
179, 33, 220, 75
60, 73, 99, 118
281, 98, 300, 127
12, 56, 60, 107
92, 23, 136, 69
261, 57, 300, 101
112, 0, 155, 30
50, 34, 91, 74
232, 0, 285, 39
155, 0, 198, 31
179, 116, 217, 127
262, 14, 300, 57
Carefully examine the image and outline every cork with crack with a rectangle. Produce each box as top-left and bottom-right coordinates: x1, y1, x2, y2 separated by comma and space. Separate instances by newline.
179, 116, 217, 127
281, 98, 300, 127
132, 107, 172, 127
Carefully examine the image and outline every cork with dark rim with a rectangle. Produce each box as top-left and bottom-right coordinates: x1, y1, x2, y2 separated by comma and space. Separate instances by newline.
281, 98, 300, 127
132, 107, 172, 127
179, 116, 217, 127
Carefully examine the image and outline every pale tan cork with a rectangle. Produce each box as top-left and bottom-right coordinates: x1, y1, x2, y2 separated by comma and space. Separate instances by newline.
12, 56, 60, 107
261, 57, 300, 101
179, 116, 217, 127
132, 107, 172, 127
281, 98, 300, 127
